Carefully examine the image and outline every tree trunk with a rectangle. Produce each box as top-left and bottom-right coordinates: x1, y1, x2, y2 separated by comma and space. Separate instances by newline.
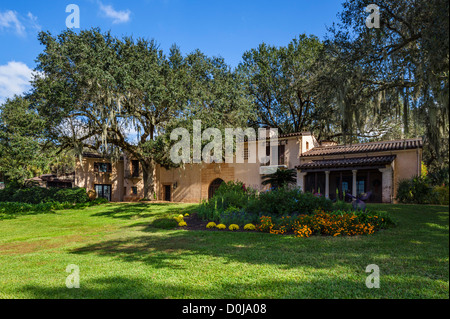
142, 160, 155, 200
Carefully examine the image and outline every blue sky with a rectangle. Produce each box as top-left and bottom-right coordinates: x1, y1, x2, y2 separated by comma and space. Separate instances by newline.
0, 0, 344, 102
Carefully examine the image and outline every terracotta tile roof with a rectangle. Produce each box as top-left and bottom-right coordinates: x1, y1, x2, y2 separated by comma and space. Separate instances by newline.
82, 152, 124, 160
241, 131, 311, 142
297, 155, 396, 170
278, 131, 312, 138
301, 138, 422, 157
82, 152, 106, 159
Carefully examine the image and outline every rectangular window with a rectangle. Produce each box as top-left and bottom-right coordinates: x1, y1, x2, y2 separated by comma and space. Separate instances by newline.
94, 184, 111, 201
94, 162, 111, 173
244, 146, 249, 160
357, 180, 365, 195
131, 186, 138, 195
342, 181, 349, 194
131, 160, 139, 177
263, 144, 285, 165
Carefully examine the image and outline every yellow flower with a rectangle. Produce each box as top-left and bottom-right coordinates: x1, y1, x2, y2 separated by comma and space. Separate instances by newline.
206, 222, 217, 229
178, 221, 187, 227
174, 216, 183, 223
184, 213, 190, 217
244, 223, 256, 231
216, 224, 226, 230
229, 224, 239, 231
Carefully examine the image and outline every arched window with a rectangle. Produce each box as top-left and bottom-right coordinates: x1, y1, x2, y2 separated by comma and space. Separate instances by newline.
208, 178, 224, 199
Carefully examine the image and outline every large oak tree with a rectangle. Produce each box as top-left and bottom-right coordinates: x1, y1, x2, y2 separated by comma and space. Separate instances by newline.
31, 28, 252, 199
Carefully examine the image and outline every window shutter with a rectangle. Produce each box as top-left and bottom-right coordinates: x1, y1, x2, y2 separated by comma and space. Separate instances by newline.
107, 163, 112, 173
94, 162, 99, 172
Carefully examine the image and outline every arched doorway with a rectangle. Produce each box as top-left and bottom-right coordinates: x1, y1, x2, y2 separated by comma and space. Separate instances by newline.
208, 178, 224, 199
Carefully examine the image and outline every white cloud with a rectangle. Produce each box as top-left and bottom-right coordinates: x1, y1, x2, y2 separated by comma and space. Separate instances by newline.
27, 12, 41, 31
0, 61, 34, 103
98, 2, 131, 24
0, 10, 41, 36
0, 10, 26, 36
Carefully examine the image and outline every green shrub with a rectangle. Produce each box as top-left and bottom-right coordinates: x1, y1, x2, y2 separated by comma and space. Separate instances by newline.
218, 206, 257, 226
0, 186, 18, 202
198, 182, 334, 222
396, 176, 434, 204
428, 166, 449, 187
333, 200, 351, 211
10, 187, 55, 204
432, 185, 449, 205
0, 198, 107, 219
196, 181, 257, 221
53, 188, 89, 203
0, 186, 89, 204
396, 174, 449, 205
247, 187, 333, 216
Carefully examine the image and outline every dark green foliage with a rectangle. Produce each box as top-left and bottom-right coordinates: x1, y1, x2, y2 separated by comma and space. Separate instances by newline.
428, 166, 449, 187
247, 188, 333, 216
0, 197, 108, 220
214, 181, 257, 208
332, 200, 351, 211
0, 186, 89, 204
396, 175, 450, 205
197, 181, 334, 226
196, 181, 258, 224
32, 28, 253, 199
0, 96, 49, 182
218, 206, 258, 226
214, 181, 251, 197
52, 188, 89, 204
432, 185, 449, 205
324, 0, 449, 164
238, 34, 324, 134
261, 168, 297, 189
196, 181, 257, 221
396, 176, 434, 204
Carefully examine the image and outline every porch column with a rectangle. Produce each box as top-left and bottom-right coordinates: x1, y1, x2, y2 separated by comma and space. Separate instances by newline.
352, 169, 358, 198
297, 171, 307, 191
379, 166, 393, 203
325, 171, 330, 199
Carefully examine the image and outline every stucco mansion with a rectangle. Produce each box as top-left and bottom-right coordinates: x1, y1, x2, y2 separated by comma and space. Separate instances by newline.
72, 132, 423, 204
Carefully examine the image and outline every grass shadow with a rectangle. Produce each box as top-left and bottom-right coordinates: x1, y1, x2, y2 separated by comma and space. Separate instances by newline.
90, 202, 195, 220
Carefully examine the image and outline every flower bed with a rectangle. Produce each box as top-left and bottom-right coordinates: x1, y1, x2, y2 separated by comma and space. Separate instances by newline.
257, 210, 394, 237
196, 181, 336, 226
175, 209, 395, 237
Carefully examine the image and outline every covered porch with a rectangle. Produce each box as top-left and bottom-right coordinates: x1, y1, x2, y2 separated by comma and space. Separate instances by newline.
296, 155, 395, 203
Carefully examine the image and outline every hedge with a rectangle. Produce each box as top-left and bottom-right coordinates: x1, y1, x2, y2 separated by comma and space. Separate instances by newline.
0, 186, 89, 204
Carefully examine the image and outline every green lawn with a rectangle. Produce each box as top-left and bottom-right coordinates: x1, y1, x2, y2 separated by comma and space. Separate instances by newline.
0, 202, 448, 299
